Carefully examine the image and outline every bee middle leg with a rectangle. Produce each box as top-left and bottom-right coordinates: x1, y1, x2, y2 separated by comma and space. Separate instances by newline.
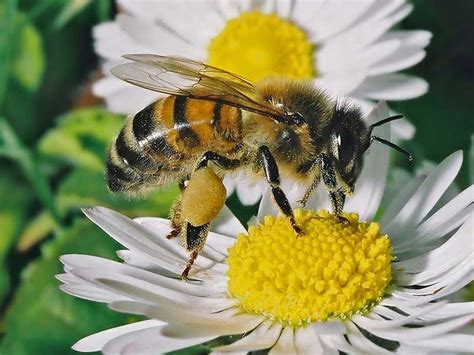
319, 153, 349, 225
258, 146, 302, 235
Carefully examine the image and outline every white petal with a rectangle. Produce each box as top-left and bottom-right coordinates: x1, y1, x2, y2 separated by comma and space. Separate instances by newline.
394, 302, 474, 322
296, 1, 375, 43
353, 73, 428, 100
275, 0, 293, 19
257, 188, 279, 221
117, 250, 174, 274
60, 283, 126, 303
116, 14, 202, 57
369, 48, 426, 76
317, 38, 400, 75
384, 151, 463, 236
415, 185, 474, 240
65, 254, 226, 297
306, 185, 332, 211
109, 298, 235, 324
379, 172, 427, 229
215, 0, 241, 20
295, 326, 323, 354
236, 179, 265, 205
72, 320, 163, 352
93, 22, 149, 59
344, 101, 390, 221
101, 324, 215, 355
212, 205, 247, 237
366, 315, 473, 341
82, 207, 188, 274
213, 321, 282, 352
269, 327, 297, 354
404, 334, 474, 353
346, 323, 393, 354
161, 311, 264, 338
321, 2, 412, 51
92, 76, 127, 97
132, 0, 225, 47
353, 302, 445, 329
99, 84, 161, 115
395, 215, 473, 283
319, 334, 360, 354
381, 30, 432, 48
315, 70, 367, 96
71, 267, 230, 311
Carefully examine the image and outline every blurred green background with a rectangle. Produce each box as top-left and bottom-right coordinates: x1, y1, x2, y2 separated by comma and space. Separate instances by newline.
0, 0, 472, 354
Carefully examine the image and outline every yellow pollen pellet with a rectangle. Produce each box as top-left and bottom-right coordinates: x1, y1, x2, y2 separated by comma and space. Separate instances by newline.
227, 209, 393, 327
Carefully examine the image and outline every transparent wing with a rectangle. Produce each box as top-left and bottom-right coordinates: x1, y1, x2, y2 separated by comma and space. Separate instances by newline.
110, 54, 285, 119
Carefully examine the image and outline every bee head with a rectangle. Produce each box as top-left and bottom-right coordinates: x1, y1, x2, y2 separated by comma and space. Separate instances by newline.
327, 105, 368, 194
328, 107, 413, 194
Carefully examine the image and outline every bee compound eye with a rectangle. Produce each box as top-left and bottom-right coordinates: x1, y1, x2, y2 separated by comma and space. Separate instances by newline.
336, 128, 356, 166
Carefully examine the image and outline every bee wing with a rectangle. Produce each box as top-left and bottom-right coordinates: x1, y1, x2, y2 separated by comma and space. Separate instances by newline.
111, 54, 285, 119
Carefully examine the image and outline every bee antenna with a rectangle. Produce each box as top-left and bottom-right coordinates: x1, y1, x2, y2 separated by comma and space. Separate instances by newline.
368, 114, 404, 136
370, 136, 413, 161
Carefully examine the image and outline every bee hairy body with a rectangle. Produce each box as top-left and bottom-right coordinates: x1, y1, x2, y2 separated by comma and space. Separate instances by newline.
106, 95, 243, 194
108, 54, 409, 279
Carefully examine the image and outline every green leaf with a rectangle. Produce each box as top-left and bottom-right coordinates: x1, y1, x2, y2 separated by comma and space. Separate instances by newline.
0, 118, 61, 222
1, 218, 131, 355
0, 0, 17, 107
9, 14, 45, 91
16, 211, 59, 252
53, 0, 92, 30
56, 168, 179, 217
0, 174, 33, 303
38, 107, 124, 171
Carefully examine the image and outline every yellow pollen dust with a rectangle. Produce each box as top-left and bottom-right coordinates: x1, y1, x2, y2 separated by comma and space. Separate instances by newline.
227, 209, 393, 327
208, 11, 315, 82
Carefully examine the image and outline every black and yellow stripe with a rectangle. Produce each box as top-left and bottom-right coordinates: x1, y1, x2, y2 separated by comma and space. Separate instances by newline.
106, 96, 243, 194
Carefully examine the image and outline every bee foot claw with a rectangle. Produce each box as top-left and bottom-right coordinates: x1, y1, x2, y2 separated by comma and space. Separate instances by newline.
166, 229, 180, 240
336, 216, 350, 226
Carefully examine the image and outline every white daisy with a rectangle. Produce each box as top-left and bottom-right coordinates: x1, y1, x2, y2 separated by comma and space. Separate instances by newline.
93, 0, 430, 204
58, 148, 473, 354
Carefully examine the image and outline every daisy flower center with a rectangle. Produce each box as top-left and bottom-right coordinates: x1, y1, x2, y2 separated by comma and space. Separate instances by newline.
208, 11, 315, 82
227, 209, 393, 327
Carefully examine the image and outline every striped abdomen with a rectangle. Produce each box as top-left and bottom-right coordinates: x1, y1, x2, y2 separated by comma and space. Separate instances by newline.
106, 95, 242, 193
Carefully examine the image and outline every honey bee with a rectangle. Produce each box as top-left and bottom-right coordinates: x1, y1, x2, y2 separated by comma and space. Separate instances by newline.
107, 54, 412, 279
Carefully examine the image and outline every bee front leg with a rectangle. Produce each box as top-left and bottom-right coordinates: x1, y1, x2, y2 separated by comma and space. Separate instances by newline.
258, 146, 302, 235
319, 154, 349, 225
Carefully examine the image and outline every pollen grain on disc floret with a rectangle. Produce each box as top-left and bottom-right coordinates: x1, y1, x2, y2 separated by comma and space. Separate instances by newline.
227, 209, 393, 327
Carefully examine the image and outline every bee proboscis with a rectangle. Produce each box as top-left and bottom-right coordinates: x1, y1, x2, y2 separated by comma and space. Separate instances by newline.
107, 54, 412, 279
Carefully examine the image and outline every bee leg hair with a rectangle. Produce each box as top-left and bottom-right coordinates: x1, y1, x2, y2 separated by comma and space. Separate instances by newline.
298, 158, 321, 207
258, 146, 303, 235
319, 154, 350, 225
181, 222, 210, 280
167, 196, 183, 240
166, 179, 188, 240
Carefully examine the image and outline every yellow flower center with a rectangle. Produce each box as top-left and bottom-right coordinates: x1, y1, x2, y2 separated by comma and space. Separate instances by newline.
227, 210, 393, 327
208, 11, 315, 82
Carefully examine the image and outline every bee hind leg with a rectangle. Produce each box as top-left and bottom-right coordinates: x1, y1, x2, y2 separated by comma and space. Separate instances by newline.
181, 222, 210, 279
258, 146, 303, 235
